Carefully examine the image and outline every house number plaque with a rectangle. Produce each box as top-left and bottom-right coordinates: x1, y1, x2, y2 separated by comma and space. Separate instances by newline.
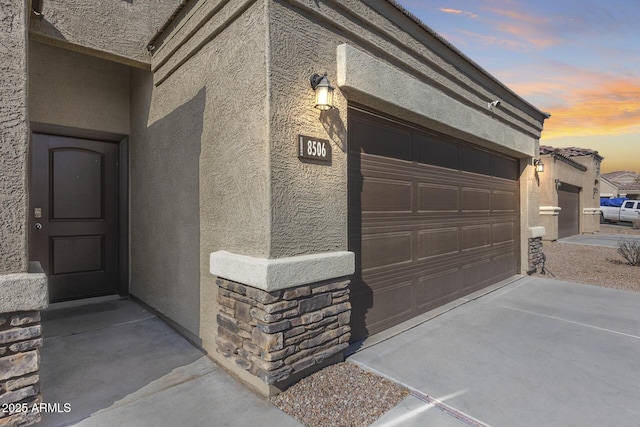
298, 135, 331, 162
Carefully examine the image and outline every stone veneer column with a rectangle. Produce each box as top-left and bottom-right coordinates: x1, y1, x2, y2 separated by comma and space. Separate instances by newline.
0, 264, 48, 427
0, 312, 43, 426
528, 237, 544, 273
210, 250, 354, 393
215, 277, 351, 386
527, 226, 546, 274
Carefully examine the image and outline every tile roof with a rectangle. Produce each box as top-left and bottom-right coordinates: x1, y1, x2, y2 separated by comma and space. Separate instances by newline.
540, 145, 603, 159
601, 171, 640, 192
602, 170, 639, 180
619, 183, 640, 191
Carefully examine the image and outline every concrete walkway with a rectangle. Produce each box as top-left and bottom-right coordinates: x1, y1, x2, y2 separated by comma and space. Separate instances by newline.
39, 297, 302, 427
351, 276, 640, 427
558, 233, 640, 247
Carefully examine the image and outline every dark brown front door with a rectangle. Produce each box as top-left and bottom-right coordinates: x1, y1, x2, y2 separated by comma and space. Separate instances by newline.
558, 184, 580, 238
349, 108, 520, 341
30, 134, 119, 302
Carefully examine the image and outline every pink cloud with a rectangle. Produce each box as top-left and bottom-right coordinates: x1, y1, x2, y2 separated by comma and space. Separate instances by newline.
439, 8, 478, 19
543, 78, 640, 138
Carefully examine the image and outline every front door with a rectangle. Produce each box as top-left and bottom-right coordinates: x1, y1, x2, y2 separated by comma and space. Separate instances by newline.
30, 133, 119, 302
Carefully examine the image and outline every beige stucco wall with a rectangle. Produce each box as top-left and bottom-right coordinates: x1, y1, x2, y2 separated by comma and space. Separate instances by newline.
0, 0, 29, 274
29, 0, 182, 67
538, 154, 601, 239
267, 0, 545, 271
131, 0, 270, 362
572, 155, 601, 233
600, 178, 618, 198
29, 41, 130, 135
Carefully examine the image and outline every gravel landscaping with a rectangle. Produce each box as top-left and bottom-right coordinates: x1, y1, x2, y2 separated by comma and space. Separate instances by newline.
272, 223, 640, 427
533, 224, 640, 292
271, 362, 408, 427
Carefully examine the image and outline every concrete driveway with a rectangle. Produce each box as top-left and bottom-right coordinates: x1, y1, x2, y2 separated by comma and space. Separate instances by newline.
351, 276, 640, 427
558, 233, 640, 248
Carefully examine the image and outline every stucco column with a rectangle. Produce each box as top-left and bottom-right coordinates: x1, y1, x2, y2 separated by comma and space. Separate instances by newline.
1, 4, 49, 425
0, 0, 29, 275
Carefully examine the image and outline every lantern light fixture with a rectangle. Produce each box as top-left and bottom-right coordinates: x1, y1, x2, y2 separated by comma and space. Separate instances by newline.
310, 73, 334, 110
534, 159, 544, 173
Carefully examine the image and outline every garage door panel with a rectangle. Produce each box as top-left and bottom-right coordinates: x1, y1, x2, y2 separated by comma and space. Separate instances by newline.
461, 146, 492, 176
558, 187, 580, 238
352, 116, 412, 161
417, 184, 459, 212
362, 178, 413, 212
418, 228, 459, 259
361, 232, 413, 271
349, 107, 519, 342
462, 224, 491, 251
365, 280, 414, 334
461, 258, 493, 290
416, 133, 458, 169
417, 269, 460, 309
493, 190, 517, 212
462, 188, 491, 212
493, 222, 516, 245
493, 252, 517, 277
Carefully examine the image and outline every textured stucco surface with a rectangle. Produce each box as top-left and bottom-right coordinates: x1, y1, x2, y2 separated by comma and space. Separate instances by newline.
0, 263, 48, 312
29, 0, 182, 67
337, 44, 536, 158
131, 0, 269, 345
29, 41, 130, 135
267, 0, 545, 259
0, 0, 29, 274
538, 153, 601, 240
210, 250, 355, 291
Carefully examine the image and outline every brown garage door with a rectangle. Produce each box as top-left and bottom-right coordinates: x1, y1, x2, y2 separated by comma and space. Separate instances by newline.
557, 184, 580, 238
348, 108, 520, 341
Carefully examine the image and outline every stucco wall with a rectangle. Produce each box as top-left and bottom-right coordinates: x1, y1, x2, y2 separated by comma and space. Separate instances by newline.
0, 0, 29, 274
538, 153, 601, 238
132, 0, 269, 344
572, 155, 601, 233
29, 41, 130, 135
600, 179, 617, 198
267, 0, 545, 260
29, 0, 182, 67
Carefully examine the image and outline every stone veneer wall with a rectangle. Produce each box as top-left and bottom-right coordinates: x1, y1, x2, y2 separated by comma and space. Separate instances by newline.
215, 277, 351, 386
528, 237, 545, 274
0, 312, 43, 427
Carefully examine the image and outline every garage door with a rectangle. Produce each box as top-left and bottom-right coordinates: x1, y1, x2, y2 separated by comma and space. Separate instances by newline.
557, 184, 580, 238
348, 108, 520, 341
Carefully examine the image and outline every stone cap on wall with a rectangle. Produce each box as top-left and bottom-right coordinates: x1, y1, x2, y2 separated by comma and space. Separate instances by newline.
210, 251, 355, 292
583, 208, 602, 215
540, 206, 561, 215
528, 226, 546, 239
0, 262, 48, 313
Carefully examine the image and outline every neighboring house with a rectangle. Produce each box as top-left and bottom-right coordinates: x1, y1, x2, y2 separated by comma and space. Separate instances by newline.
0, 0, 549, 418
600, 171, 640, 199
538, 146, 603, 240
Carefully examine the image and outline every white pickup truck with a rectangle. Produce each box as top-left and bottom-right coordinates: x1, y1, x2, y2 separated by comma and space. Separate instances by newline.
601, 199, 640, 223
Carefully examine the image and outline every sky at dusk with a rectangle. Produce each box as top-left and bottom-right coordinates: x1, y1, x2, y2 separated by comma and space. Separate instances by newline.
396, 0, 640, 173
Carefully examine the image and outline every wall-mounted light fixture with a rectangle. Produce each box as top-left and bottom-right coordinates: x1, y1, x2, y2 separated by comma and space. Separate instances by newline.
555, 179, 561, 190
593, 187, 598, 199
310, 73, 334, 110
534, 159, 545, 173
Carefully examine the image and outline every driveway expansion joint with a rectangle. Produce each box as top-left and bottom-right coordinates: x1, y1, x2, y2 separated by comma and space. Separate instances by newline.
409, 389, 491, 427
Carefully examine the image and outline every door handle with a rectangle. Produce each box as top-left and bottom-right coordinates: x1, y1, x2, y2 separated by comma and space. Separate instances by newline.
34, 223, 42, 230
